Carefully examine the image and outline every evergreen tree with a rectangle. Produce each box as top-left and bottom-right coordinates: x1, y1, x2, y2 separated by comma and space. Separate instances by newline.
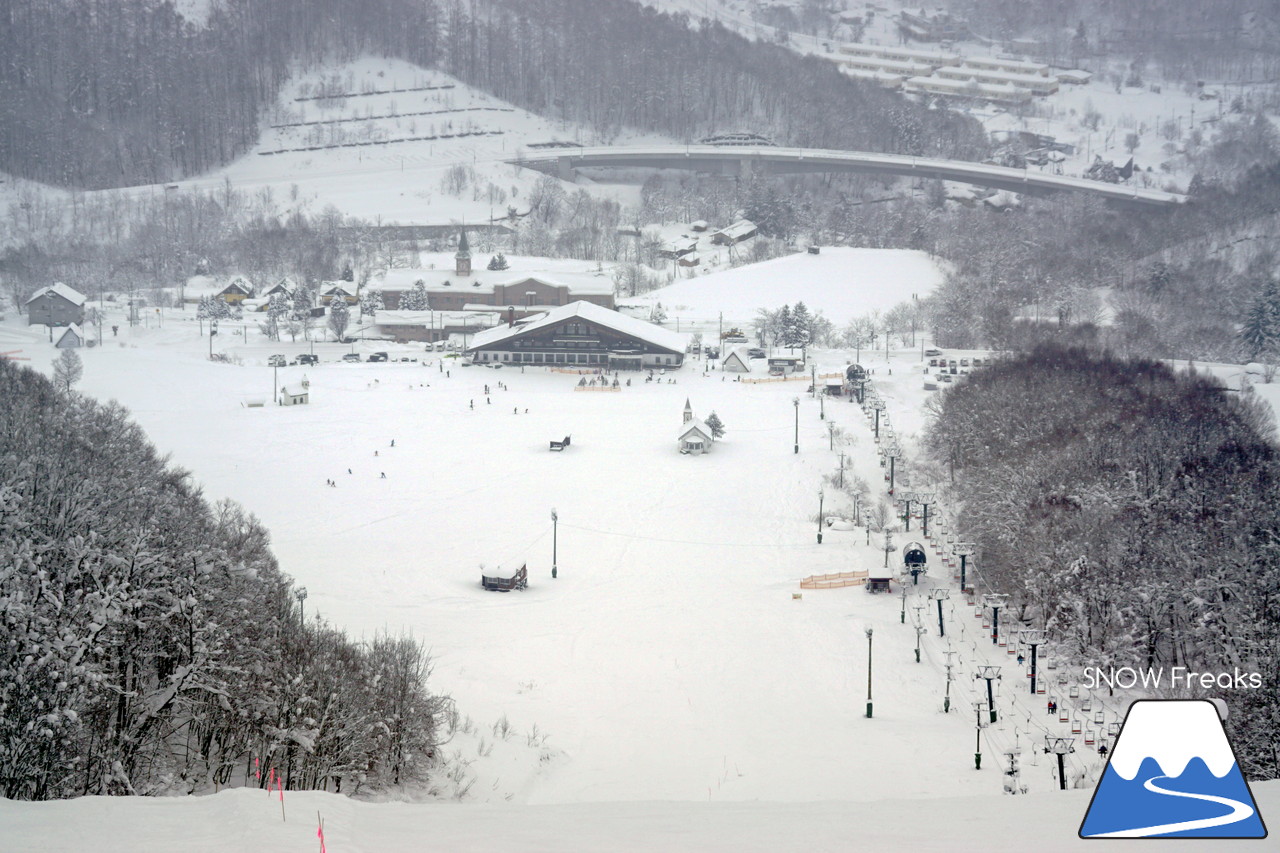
399, 281, 428, 312
790, 302, 813, 349
1239, 280, 1280, 360
705, 411, 725, 440
487, 253, 509, 271
52, 348, 82, 392
360, 289, 384, 319
775, 304, 793, 347
649, 302, 667, 324
328, 298, 350, 341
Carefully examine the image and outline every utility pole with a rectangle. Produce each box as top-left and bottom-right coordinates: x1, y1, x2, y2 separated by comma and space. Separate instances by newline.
1045, 737, 1075, 791
863, 509, 873, 546
838, 452, 845, 488
976, 665, 1001, 724
827, 420, 834, 450
1020, 629, 1047, 696
294, 586, 307, 628
931, 588, 950, 637
816, 489, 824, 545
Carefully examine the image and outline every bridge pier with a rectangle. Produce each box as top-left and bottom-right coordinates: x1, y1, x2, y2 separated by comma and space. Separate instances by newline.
557, 157, 576, 182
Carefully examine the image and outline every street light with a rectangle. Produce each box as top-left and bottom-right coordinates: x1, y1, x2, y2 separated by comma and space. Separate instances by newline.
551, 508, 558, 579
865, 627, 874, 718
209, 320, 218, 359
793, 397, 799, 454
817, 489, 824, 544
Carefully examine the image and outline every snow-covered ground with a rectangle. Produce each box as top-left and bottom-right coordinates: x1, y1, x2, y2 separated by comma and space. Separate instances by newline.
5, 250, 1278, 848
5, 782, 1277, 852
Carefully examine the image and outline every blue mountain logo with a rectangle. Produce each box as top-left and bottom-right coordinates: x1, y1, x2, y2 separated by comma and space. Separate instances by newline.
1080, 699, 1267, 838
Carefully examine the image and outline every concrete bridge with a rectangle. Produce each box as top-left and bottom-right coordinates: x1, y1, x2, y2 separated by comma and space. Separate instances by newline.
509, 145, 1186, 209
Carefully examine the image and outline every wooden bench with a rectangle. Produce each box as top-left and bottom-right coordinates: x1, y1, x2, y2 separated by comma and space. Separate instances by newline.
549, 435, 571, 451
481, 564, 528, 592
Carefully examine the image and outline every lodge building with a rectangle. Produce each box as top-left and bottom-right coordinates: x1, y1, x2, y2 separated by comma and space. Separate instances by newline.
466, 301, 685, 370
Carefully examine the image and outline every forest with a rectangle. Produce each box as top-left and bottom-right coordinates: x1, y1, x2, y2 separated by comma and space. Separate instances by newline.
0, 0, 986, 189
0, 358, 449, 799
922, 344, 1280, 779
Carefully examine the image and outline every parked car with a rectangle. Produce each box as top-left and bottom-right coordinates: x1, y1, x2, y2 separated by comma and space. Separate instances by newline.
368, 352, 389, 362
268, 354, 287, 367
925, 348, 943, 357
342, 353, 361, 363
704, 347, 720, 359
298, 353, 319, 365
940, 373, 954, 383
747, 348, 766, 359
960, 358, 969, 367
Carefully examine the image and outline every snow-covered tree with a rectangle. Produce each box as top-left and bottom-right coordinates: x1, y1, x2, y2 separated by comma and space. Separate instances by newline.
1239, 280, 1280, 361
705, 411, 725, 440
486, 253, 509, 271
649, 301, 667, 324
328, 297, 350, 340
360, 288, 384, 319
399, 280, 429, 312
52, 348, 82, 392
789, 302, 813, 349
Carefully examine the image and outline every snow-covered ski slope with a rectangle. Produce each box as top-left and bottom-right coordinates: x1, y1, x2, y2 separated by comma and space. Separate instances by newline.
4, 782, 1276, 852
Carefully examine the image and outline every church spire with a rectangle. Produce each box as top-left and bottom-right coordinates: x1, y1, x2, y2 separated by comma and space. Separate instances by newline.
455, 228, 471, 277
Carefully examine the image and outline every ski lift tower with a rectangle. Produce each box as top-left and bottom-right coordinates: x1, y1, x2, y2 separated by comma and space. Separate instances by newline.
1045, 736, 1076, 791
1018, 629, 1048, 695
983, 593, 1010, 646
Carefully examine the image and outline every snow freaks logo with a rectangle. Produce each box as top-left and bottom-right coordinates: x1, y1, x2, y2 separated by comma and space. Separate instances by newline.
1082, 666, 1263, 691
1079, 700, 1268, 839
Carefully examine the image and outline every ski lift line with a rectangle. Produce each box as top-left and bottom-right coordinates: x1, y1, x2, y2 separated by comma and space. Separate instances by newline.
493, 527, 551, 572
557, 522, 811, 549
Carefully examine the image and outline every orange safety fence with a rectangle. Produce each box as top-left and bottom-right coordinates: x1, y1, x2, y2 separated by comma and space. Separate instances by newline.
800, 570, 869, 589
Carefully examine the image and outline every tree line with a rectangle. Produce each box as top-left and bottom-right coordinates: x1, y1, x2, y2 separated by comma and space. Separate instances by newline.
922, 344, 1280, 779
0, 359, 449, 799
1, 0, 988, 190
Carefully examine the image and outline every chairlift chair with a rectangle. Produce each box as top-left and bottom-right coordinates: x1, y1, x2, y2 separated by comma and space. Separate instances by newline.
1084, 729, 1095, 746
1071, 718, 1082, 734
1107, 722, 1120, 737
1036, 683, 1046, 694
1059, 709, 1069, 723
1057, 674, 1068, 686
1093, 710, 1105, 725
1069, 685, 1080, 698
1081, 698, 1092, 712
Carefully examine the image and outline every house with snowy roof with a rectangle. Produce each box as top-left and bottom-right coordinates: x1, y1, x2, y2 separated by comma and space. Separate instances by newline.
375, 240, 616, 314
217, 276, 255, 303
54, 323, 84, 348
320, 283, 358, 305
710, 219, 758, 245
678, 399, 714, 455
25, 283, 86, 327
721, 349, 751, 372
466, 301, 685, 370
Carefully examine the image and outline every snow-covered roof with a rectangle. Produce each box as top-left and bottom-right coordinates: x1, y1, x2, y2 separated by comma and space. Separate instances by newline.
714, 219, 757, 240
376, 310, 501, 327
467, 301, 685, 354
25, 283, 87, 307
722, 350, 751, 370
56, 323, 84, 344
378, 254, 615, 296
1056, 69, 1093, 82
280, 386, 308, 397
679, 419, 712, 442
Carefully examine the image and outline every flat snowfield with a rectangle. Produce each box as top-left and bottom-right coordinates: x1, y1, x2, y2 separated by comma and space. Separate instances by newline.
4, 782, 1277, 852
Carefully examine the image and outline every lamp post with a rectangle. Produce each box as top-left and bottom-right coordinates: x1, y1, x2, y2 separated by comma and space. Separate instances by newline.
294, 586, 308, 628
863, 509, 873, 546
209, 320, 218, 359
819, 388, 825, 419
976, 665, 1001, 724
811, 363, 817, 398
915, 625, 926, 663
828, 420, 835, 450
793, 396, 799, 454
865, 627, 874, 718
974, 701, 989, 769
817, 489, 824, 544
551, 508, 558, 579
930, 588, 950, 637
